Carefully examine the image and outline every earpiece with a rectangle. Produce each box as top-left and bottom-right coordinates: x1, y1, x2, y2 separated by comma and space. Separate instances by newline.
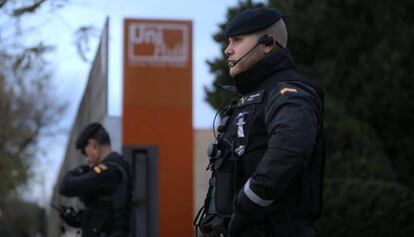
258, 34, 274, 46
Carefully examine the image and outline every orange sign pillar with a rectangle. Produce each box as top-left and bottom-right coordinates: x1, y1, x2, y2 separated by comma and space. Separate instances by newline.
123, 19, 193, 236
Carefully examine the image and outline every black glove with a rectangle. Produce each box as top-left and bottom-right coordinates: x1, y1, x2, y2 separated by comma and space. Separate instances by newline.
199, 214, 228, 236
228, 189, 266, 237
60, 206, 82, 228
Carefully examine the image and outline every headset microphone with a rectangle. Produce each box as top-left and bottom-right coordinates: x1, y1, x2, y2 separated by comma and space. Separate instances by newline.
229, 34, 275, 67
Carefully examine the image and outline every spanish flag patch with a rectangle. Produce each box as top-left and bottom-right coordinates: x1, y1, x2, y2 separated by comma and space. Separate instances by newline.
94, 164, 107, 174
94, 166, 102, 174
280, 87, 298, 95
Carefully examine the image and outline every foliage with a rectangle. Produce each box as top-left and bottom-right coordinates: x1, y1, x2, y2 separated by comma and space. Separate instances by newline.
0, 198, 46, 237
324, 96, 395, 181
321, 179, 414, 237
0, 0, 66, 201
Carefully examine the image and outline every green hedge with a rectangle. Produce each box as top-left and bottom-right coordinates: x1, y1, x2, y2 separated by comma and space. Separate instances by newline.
320, 179, 414, 237
324, 97, 395, 181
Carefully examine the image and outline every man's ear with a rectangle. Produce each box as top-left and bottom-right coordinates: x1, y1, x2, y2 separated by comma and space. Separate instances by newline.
264, 45, 273, 54
263, 34, 276, 54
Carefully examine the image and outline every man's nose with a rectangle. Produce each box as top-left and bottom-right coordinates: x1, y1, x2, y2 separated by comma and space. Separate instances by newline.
224, 44, 233, 56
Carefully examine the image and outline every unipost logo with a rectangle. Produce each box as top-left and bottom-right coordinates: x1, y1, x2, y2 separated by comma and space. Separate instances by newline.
128, 22, 189, 67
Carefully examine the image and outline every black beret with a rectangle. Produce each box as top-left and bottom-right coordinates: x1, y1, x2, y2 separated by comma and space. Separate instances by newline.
75, 123, 103, 150
224, 8, 283, 37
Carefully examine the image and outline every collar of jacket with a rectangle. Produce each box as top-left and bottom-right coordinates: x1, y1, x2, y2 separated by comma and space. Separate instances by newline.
233, 49, 296, 95
102, 152, 120, 163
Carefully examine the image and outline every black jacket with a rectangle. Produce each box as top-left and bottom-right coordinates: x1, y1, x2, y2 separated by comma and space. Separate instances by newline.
213, 50, 325, 237
59, 152, 130, 236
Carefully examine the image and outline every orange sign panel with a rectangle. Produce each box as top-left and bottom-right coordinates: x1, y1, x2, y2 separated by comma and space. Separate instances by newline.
123, 19, 193, 237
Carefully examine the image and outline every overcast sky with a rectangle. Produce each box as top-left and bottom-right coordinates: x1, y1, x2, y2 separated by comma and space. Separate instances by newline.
17, 0, 265, 205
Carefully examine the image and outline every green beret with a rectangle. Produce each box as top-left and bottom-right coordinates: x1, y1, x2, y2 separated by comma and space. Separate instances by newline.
224, 8, 283, 37
75, 123, 103, 151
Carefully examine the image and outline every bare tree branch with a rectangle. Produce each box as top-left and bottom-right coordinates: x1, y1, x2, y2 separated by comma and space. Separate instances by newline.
0, 0, 8, 9
12, 0, 46, 17
74, 26, 100, 62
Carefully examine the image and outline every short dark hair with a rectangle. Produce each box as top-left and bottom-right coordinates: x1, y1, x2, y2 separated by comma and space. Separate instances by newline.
91, 127, 111, 146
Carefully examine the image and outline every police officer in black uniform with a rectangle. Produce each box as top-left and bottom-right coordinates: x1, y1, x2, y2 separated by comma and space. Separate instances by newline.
59, 123, 130, 237
197, 7, 325, 237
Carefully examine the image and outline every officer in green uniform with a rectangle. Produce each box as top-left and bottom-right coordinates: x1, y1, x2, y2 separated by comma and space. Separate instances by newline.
196, 7, 325, 237
59, 123, 130, 237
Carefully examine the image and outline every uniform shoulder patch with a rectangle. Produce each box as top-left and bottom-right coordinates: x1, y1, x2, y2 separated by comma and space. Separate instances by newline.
94, 164, 108, 174
280, 87, 298, 95
94, 166, 102, 174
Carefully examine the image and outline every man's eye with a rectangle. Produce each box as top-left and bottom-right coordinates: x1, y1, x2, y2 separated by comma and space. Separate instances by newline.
229, 37, 242, 44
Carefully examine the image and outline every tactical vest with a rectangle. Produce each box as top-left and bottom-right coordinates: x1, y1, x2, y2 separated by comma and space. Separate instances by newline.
82, 159, 130, 237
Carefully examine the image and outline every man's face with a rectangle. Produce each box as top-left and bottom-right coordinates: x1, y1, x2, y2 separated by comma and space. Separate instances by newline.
224, 33, 265, 77
83, 139, 100, 166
